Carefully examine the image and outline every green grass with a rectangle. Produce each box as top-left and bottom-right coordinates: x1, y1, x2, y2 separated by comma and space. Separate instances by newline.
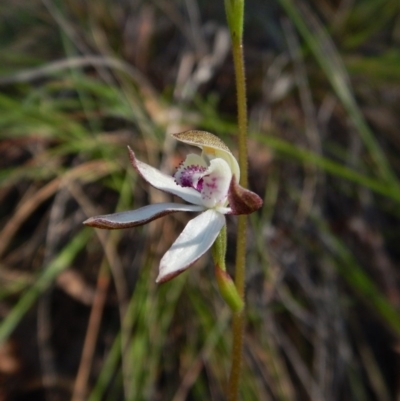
1, 1, 399, 400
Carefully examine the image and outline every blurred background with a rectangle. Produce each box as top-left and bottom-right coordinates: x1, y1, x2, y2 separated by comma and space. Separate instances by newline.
1, 0, 400, 400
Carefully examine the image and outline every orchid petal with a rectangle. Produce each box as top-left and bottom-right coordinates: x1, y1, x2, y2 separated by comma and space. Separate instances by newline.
83, 203, 205, 229
174, 153, 207, 190
157, 209, 225, 283
201, 158, 232, 208
128, 147, 203, 206
227, 176, 263, 215
177, 153, 208, 169
173, 130, 240, 182
203, 148, 240, 185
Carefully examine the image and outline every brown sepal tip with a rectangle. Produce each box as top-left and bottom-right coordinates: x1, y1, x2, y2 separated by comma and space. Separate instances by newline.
228, 176, 263, 215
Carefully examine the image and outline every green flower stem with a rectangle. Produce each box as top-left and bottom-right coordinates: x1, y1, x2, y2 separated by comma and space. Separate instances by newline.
232, 38, 249, 189
224, 0, 244, 44
212, 225, 228, 271
212, 226, 244, 313
225, 1, 249, 400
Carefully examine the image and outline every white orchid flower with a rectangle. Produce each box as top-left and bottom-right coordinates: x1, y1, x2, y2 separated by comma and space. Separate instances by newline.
84, 131, 262, 283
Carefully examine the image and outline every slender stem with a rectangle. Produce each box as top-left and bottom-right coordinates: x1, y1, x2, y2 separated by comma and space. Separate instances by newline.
228, 35, 249, 401
228, 309, 245, 401
232, 38, 248, 189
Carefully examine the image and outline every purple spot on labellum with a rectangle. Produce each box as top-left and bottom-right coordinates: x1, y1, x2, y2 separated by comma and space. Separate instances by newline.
174, 164, 206, 192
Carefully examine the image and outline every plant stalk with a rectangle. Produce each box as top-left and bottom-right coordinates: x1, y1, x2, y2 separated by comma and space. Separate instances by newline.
228, 31, 249, 401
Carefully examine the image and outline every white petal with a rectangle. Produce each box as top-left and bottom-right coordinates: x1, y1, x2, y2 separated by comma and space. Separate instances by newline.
83, 203, 205, 229
200, 158, 232, 208
157, 209, 225, 283
172, 131, 240, 183
128, 147, 203, 206
203, 148, 240, 184
179, 153, 208, 168
174, 153, 207, 188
